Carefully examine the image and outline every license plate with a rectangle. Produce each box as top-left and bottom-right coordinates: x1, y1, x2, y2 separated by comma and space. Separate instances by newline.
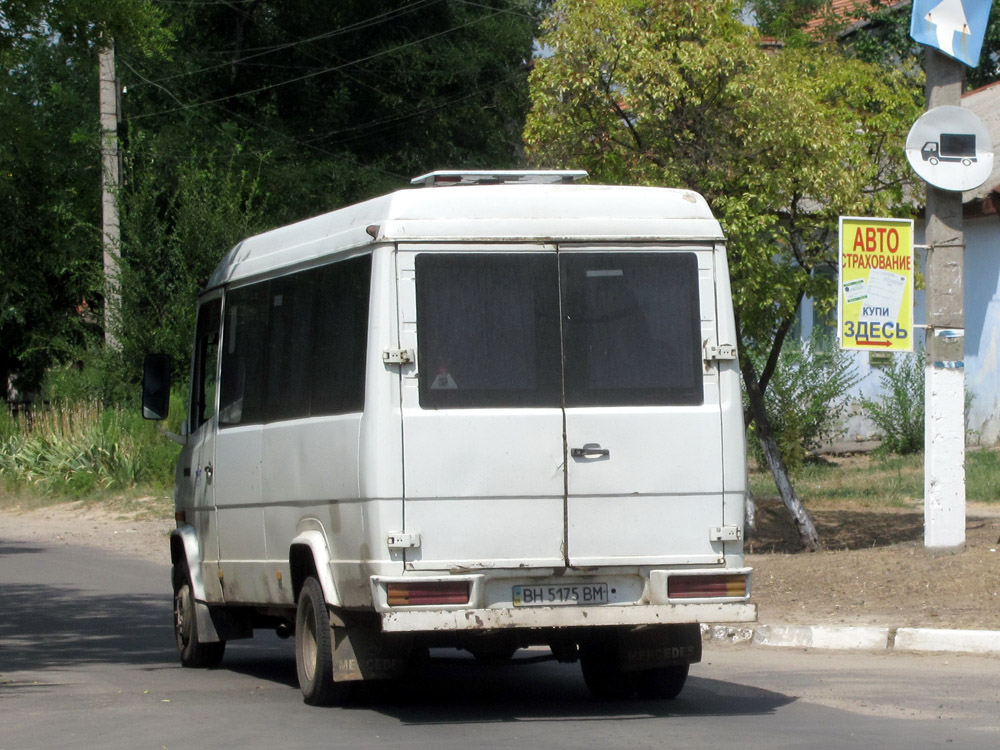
512, 583, 609, 607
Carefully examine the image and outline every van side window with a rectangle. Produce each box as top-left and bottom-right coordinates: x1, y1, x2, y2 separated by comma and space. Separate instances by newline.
561, 253, 703, 406
265, 272, 316, 421
415, 254, 562, 408
190, 298, 221, 431
311, 256, 371, 415
219, 284, 268, 426
219, 254, 372, 426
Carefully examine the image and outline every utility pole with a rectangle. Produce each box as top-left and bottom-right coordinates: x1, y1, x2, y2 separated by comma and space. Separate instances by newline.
922, 47, 965, 552
99, 40, 122, 350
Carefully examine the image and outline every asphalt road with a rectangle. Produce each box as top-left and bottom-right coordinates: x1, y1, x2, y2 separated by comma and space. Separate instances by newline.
2, 537, 998, 750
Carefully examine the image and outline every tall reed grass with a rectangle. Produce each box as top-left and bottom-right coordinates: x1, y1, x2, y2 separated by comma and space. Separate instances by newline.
0, 401, 180, 496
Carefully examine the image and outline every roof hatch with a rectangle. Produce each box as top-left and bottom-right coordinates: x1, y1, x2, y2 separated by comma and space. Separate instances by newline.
410, 169, 588, 187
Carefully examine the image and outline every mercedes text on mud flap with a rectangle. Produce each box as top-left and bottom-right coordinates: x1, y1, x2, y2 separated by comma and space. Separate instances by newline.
142, 170, 755, 705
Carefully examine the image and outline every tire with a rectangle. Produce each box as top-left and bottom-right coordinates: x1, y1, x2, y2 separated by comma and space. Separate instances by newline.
580, 641, 635, 700
172, 564, 226, 668
929, 157, 939, 166
295, 577, 350, 706
634, 664, 689, 700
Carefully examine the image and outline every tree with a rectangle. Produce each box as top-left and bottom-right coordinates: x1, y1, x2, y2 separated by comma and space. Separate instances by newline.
1, 1, 544, 395
752, 0, 1000, 89
0, 1, 168, 395
750, 0, 827, 42
524, 0, 921, 549
118, 0, 543, 223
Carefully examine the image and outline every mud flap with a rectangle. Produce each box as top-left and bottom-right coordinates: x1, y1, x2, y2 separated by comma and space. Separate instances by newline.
331, 624, 415, 682
616, 623, 702, 672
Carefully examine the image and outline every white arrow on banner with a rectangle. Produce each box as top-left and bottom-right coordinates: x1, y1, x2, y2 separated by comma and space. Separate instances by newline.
925, 0, 971, 56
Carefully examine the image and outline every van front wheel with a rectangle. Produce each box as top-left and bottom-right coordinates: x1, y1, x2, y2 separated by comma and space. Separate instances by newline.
295, 577, 349, 706
172, 565, 225, 668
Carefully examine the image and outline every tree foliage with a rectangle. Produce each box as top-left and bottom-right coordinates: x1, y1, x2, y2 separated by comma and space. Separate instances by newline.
0, 0, 168, 395
524, 0, 922, 547
752, 0, 1000, 90
2, 1, 543, 395
526, 0, 919, 365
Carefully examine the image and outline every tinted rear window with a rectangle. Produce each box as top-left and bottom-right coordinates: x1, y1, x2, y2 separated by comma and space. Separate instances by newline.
415, 251, 704, 409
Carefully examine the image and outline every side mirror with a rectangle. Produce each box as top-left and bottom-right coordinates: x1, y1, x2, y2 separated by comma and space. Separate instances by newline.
142, 353, 172, 421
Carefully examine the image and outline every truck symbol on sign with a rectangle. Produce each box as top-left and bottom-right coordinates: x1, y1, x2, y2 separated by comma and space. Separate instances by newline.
921, 133, 977, 166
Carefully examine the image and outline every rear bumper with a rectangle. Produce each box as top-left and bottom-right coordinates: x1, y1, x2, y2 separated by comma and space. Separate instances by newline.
380, 602, 756, 633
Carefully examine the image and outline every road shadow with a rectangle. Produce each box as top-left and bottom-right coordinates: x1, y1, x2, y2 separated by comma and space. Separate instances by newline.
366, 656, 795, 722
0, 540, 174, 674
0, 541, 48, 556
0, 582, 174, 673
226, 648, 795, 721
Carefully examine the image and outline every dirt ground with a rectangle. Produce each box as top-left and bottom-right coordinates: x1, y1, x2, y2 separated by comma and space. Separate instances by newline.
748, 497, 1000, 630
2, 498, 999, 632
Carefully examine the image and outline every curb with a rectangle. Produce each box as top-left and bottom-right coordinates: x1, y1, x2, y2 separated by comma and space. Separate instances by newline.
702, 624, 1000, 656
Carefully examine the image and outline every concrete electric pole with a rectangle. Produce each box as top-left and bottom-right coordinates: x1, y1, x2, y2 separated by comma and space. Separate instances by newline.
922, 47, 966, 552
99, 40, 122, 350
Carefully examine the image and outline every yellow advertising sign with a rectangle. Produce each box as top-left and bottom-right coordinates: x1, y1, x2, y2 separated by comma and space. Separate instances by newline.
838, 217, 914, 352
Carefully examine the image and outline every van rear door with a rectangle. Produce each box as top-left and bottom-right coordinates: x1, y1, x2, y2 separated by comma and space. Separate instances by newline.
396, 247, 566, 571
560, 248, 724, 567
396, 245, 724, 571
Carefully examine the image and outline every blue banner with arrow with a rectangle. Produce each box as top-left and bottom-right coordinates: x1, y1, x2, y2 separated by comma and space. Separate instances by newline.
910, 0, 994, 67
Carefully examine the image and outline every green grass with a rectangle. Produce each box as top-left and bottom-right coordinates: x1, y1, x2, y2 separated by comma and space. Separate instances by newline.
0, 401, 179, 517
750, 449, 1000, 508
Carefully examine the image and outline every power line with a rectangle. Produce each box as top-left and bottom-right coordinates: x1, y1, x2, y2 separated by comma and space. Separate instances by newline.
131, 0, 443, 88
119, 53, 409, 181
129, 6, 506, 121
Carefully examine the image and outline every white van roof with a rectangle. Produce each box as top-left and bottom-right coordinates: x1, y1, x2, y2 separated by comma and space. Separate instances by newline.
207, 182, 724, 288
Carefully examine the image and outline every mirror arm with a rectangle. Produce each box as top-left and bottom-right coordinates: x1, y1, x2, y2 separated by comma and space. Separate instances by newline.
156, 423, 187, 446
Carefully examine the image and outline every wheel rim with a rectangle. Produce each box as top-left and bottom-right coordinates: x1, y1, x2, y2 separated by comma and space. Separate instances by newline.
174, 585, 192, 649
301, 598, 318, 682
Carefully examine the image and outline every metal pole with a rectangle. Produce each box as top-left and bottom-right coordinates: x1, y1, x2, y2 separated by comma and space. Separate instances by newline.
923, 47, 965, 551
100, 40, 121, 350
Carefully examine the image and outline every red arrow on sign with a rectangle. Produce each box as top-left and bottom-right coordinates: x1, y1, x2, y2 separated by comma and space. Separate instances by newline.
857, 340, 893, 347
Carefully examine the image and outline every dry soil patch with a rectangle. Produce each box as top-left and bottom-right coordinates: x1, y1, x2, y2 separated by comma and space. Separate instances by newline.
748, 497, 1000, 630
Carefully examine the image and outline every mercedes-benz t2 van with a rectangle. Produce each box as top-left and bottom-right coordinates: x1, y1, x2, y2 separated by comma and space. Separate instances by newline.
142, 170, 754, 705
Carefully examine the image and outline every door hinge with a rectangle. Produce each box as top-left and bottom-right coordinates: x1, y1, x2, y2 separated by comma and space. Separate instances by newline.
382, 348, 415, 365
710, 526, 742, 542
387, 532, 421, 549
704, 342, 737, 361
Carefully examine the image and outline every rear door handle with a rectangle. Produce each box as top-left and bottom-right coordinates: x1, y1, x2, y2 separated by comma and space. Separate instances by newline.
571, 443, 610, 459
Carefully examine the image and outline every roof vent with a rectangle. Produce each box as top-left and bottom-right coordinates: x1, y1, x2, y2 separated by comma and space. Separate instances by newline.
410, 170, 588, 187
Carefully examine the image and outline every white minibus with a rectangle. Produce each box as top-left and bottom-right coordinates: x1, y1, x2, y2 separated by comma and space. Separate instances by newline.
142, 170, 755, 704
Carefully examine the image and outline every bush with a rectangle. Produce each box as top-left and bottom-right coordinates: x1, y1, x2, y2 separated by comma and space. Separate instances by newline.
860, 350, 924, 455
0, 401, 180, 495
747, 335, 860, 469
39, 345, 136, 408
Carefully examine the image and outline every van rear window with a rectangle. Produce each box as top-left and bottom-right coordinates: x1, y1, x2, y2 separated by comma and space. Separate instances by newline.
414, 252, 703, 409
415, 254, 562, 408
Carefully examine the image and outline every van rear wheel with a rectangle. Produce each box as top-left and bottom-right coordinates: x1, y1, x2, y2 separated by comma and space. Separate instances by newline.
295, 577, 350, 706
634, 664, 689, 700
579, 642, 634, 700
172, 564, 225, 668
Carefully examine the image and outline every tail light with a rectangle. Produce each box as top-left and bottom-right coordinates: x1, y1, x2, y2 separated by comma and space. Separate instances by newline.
668, 574, 748, 599
386, 580, 470, 607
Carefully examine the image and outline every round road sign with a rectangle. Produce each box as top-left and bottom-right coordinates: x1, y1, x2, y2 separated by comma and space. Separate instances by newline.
905, 105, 994, 192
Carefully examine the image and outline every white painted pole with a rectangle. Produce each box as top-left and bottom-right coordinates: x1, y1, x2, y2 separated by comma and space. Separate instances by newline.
923, 48, 966, 552
100, 40, 121, 350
